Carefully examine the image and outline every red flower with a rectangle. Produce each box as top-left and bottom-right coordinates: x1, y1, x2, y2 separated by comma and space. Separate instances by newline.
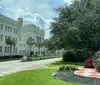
84, 57, 94, 68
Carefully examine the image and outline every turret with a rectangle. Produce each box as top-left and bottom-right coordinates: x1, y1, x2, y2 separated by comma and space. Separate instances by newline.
17, 18, 23, 25
17, 18, 23, 41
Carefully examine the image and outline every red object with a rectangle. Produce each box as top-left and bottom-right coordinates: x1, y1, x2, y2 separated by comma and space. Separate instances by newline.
74, 68, 100, 78
84, 57, 94, 68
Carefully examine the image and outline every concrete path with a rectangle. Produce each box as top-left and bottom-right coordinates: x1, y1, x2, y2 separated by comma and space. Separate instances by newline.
0, 58, 61, 76
53, 71, 95, 85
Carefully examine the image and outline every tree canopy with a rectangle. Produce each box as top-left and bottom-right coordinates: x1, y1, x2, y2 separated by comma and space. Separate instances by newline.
50, 0, 100, 51
5, 37, 16, 59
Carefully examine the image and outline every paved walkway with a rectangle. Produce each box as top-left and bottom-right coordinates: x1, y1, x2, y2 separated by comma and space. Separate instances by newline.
53, 71, 95, 85
0, 58, 61, 76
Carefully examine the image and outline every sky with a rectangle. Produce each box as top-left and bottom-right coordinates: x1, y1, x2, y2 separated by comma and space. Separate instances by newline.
0, 0, 72, 39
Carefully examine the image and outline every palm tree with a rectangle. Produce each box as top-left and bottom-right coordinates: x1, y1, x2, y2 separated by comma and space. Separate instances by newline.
35, 42, 43, 55
5, 37, 16, 59
26, 37, 35, 56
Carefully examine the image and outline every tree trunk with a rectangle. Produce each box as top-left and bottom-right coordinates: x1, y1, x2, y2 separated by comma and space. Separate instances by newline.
10, 45, 12, 59
44, 46, 45, 55
38, 47, 40, 55
30, 45, 31, 56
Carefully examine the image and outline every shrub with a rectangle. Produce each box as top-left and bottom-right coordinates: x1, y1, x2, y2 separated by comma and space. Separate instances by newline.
59, 65, 78, 71
84, 57, 94, 68
0, 55, 22, 59
27, 57, 33, 61
62, 49, 96, 62
59, 66, 65, 71
75, 50, 96, 62
65, 66, 71, 71
65, 65, 78, 71
62, 49, 76, 62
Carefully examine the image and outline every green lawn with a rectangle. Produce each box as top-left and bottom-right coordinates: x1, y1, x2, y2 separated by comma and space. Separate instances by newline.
46, 60, 84, 68
0, 60, 84, 85
0, 68, 84, 85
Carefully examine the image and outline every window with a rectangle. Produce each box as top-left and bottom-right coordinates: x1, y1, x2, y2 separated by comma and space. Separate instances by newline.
5, 35, 7, 41
14, 29, 18, 34
5, 26, 7, 31
1, 24, 3, 30
7, 47, 9, 53
23, 50, 25, 53
13, 46, 15, 53
10, 27, 12, 32
16, 48, 17, 53
14, 29, 16, 33
16, 29, 17, 34
20, 50, 22, 53
0, 35, 3, 41
23, 44, 25, 47
5, 47, 6, 53
20, 43, 22, 47
8, 27, 10, 32
0, 46, 2, 53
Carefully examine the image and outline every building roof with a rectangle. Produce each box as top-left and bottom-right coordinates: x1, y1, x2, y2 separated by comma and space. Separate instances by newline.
0, 14, 22, 27
23, 24, 45, 36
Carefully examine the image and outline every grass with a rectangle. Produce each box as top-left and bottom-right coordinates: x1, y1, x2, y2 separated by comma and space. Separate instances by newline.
0, 68, 84, 85
25, 55, 61, 61
46, 60, 84, 68
0, 59, 84, 85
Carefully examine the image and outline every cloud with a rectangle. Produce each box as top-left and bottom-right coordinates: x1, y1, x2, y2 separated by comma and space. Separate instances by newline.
0, 6, 51, 38
0, 0, 56, 19
10, 8, 47, 29
0, 5, 8, 14
0, 0, 70, 38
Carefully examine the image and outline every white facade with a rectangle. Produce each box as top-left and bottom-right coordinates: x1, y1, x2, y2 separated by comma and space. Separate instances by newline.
0, 14, 22, 56
20, 24, 45, 56
0, 14, 45, 57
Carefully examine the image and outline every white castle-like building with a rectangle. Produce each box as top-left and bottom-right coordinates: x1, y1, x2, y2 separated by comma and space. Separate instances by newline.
0, 14, 45, 57
20, 24, 45, 56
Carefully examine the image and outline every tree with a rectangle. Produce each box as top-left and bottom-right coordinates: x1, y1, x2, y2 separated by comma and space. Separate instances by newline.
50, 0, 100, 51
26, 37, 35, 56
35, 42, 43, 55
42, 39, 49, 54
43, 37, 61, 54
5, 37, 16, 59
66, 28, 80, 49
